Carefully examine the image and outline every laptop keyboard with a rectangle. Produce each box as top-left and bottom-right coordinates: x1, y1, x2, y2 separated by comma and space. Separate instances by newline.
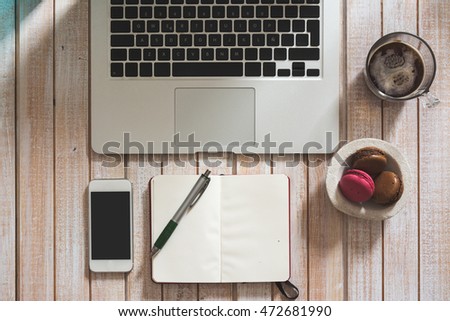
109, 0, 321, 77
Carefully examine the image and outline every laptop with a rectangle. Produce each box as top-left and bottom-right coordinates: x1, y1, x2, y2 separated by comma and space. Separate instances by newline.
90, 0, 340, 154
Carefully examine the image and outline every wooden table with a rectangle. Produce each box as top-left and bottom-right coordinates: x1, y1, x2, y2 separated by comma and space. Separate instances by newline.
1, 0, 448, 301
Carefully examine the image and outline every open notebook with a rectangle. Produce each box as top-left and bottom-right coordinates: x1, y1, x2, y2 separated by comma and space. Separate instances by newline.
150, 174, 290, 283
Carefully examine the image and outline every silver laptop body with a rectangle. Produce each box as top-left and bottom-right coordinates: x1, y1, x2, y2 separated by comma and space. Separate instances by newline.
90, 0, 340, 154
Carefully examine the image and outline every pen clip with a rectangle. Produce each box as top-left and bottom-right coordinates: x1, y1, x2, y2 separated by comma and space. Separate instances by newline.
189, 178, 210, 208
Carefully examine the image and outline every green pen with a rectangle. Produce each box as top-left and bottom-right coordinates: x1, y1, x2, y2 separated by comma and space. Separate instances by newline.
151, 170, 211, 257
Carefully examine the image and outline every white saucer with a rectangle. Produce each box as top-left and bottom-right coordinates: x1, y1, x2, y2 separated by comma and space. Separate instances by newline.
326, 138, 412, 220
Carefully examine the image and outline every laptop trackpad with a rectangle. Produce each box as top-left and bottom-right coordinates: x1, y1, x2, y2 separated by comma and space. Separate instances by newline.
175, 88, 255, 147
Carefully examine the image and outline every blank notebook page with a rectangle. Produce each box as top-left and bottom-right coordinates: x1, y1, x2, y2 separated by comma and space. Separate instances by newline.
151, 174, 290, 283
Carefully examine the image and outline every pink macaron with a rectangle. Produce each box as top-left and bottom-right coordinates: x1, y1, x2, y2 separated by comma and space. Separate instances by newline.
339, 169, 375, 203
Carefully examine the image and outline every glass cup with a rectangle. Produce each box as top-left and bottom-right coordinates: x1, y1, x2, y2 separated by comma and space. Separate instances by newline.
364, 32, 439, 108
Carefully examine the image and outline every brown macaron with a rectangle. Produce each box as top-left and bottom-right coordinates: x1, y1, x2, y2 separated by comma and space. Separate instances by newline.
351, 147, 388, 177
372, 171, 404, 205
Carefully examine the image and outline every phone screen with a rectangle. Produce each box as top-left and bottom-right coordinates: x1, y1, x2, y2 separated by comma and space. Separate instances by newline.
91, 191, 131, 260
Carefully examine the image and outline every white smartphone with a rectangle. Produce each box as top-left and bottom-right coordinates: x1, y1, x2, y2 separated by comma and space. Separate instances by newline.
89, 179, 133, 272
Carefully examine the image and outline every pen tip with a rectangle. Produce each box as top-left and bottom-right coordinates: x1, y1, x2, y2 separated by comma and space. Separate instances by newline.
204, 169, 211, 177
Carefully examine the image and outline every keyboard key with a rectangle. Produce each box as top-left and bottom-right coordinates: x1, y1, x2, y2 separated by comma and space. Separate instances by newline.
172, 62, 243, 76
263, 62, 276, 76
270, 6, 283, 18
216, 48, 229, 60
136, 34, 149, 46
156, 0, 168, 3
289, 48, 320, 60
187, 48, 200, 60
276, 0, 289, 3
125, 6, 138, 18
158, 49, 170, 60
256, 6, 269, 18
186, 0, 199, 3
201, 0, 214, 3
234, 20, 247, 32
176, 20, 189, 32
111, 0, 124, 4
143, 48, 156, 60
227, 6, 240, 18
183, 6, 196, 18
274, 48, 287, 60
252, 34, 265, 46
220, 20, 233, 32
201, 48, 214, 60
281, 34, 294, 46
111, 63, 123, 77
139, 7, 152, 19
263, 20, 276, 32
245, 63, 261, 76
259, 48, 272, 60
111, 49, 127, 61
150, 34, 163, 46
296, 34, 308, 46
241, 6, 254, 18
261, 0, 275, 3
205, 20, 218, 32
198, 6, 211, 18
169, 6, 182, 18
293, 20, 305, 32
173, 49, 185, 60
266, 33, 280, 46
307, 0, 320, 4
307, 69, 320, 76
285, 6, 299, 18
278, 69, 290, 77
154, 6, 167, 18
180, 34, 193, 46
209, 34, 221, 46
293, 69, 305, 76
245, 48, 257, 60
125, 63, 138, 77
111, 6, 123, 19
238, 34, 251, 46
147, 21, 159, 32
307, 20, 320, 46
142, 0, 155, 3
111, 35, 134, 47
212, 6, 226, 18
133, 20, 146, 32
300, 5, 320, 18
140, 63, 152, 77
129, 48, 141, 60
223, 34, 236, 46
278, 20, 290, 32
140, 6, 152, 18
231, 0, 244, 3
165, 34, 178, 46
127, 0, 138, 5
154, 63, 170, 76
194, 34, 207, 46
162, 20, 175, 32
230, 48, 244, 60
249, 20, 261, 32
111, 21, 131, 33
292, 62, 305, 70
191, 20, 203, 32
292, 0, 306, 3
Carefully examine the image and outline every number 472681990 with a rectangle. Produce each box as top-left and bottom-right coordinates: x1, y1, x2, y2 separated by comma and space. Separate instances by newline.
259, 305, 332, 317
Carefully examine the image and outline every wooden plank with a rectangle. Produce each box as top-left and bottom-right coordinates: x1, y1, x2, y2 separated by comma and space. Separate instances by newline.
90, 153, 126, 300
0, 0, 16, 301
197, 152, 234, 301
235, 155, 272, 300
272, 155, 308, 301
17, 0, 55, 300
161, 154, 198, 300
308, 155, 345, 300
54, 0, 90, 301
346, 0, 383, 300
382, 0, 419, 301
418, 0, 450, 300
126, 155, 162, 300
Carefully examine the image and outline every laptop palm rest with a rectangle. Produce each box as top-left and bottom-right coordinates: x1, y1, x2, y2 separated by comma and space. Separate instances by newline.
175, 88, 255, 147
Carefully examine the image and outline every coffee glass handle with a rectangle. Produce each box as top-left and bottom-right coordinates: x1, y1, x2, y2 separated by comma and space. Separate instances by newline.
419, 91, 440, 108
